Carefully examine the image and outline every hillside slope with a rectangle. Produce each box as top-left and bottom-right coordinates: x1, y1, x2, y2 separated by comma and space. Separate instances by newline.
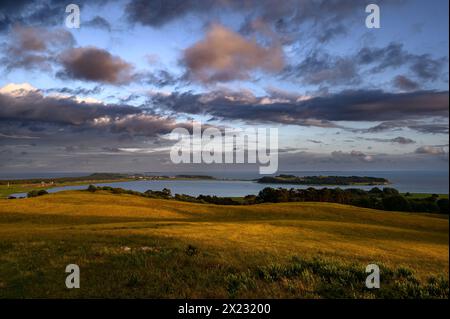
0, 191, 448, 298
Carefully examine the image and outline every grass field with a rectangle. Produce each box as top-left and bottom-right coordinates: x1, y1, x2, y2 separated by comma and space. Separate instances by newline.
0, 178, 135, 199
0, 190, 448, 298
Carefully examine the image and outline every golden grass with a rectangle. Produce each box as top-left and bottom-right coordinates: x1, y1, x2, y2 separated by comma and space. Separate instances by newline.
0, 190, 447, 279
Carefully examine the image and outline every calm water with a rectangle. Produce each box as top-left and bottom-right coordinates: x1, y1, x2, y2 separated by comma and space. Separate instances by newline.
7, 170, 449, 198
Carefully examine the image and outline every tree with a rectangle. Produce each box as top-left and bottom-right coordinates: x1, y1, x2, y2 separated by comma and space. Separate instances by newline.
382, 195, 411, 212
382, 188, 400, 196
437, 199, 449, 214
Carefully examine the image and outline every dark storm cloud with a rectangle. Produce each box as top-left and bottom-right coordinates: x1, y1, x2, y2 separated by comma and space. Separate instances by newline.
58, 46, 134, 84
393, 75, 420, 91
151, 89, 449, 126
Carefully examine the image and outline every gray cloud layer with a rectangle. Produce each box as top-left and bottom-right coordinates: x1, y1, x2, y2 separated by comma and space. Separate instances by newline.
151, 89, 449, 127
0, 89, 193, 138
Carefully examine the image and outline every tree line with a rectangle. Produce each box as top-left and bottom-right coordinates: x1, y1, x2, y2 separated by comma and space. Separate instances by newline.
21, 185, 448, 215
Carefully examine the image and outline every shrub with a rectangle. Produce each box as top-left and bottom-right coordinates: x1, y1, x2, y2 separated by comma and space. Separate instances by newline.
437, 199, 449, 214
185, 244, 198, 256
369, 187, 383, 195
257, 187, 290, 203
87, 184, 97, 192
383, 187, 400, 196
382, 195, 411, 212
27, 189, 49, 198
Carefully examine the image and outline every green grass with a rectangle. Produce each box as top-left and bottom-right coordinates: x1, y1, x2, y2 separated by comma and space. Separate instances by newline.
0, 191, 448, 298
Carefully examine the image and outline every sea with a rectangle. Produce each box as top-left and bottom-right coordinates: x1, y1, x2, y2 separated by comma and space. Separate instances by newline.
2, 170, 448, 198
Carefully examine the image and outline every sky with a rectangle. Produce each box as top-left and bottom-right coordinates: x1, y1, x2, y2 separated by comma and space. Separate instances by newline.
0, 0, 448, 174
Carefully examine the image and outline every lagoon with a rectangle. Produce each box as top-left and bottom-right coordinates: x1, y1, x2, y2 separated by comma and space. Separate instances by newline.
9, 170, 449, 198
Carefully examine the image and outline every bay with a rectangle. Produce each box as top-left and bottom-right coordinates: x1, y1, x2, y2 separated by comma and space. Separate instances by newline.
7, 170, 449, 198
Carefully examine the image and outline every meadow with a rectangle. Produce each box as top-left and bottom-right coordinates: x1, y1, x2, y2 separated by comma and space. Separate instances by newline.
0, 190, 448, 298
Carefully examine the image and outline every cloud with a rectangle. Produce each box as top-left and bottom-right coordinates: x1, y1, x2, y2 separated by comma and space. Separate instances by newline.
0, 0, 108, 32
56, 47, 178, 87
152, 89, 448, 126
135, 69, 180, 87
284, 51, 358, 85
410, 54, 446, 80
0, 83, 39, 96
92, 114, 194, 137
58, 46, 134, 84
361, 121, 449, 135
125, 0, 390, 44
393, 75, 420, 91
331, 150, 374, 162
0, 83, 192, 138
317, 24, 347, 43
44, 86, 103, 96
84, 16, 112, 31
284, 42, 447, 87
415, 146, 447, 155
1, 25, 75, 72
356, 42, 447, 81
182, 24, 284, 83
359, 136, 416, 144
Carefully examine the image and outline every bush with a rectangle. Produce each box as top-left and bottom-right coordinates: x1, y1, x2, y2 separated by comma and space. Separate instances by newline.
410, 199, 440, 213
87, 185, 97, 192
382, 195, 411, 212
197, 195, 239, 205
437, 199, 449, 214
383, 187, 400, 196
369, 187, 383, 195
145, 188, 172, 199
257, 187, 290, 203
185, 244, 198, 256
27, 189, 49, 198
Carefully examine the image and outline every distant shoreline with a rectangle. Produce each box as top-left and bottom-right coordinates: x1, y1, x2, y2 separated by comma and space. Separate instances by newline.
256, 175, 390, 186
1, 172, 448, 199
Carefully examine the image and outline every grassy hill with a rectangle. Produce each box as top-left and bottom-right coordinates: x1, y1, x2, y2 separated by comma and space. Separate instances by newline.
0, 191, 448, 298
